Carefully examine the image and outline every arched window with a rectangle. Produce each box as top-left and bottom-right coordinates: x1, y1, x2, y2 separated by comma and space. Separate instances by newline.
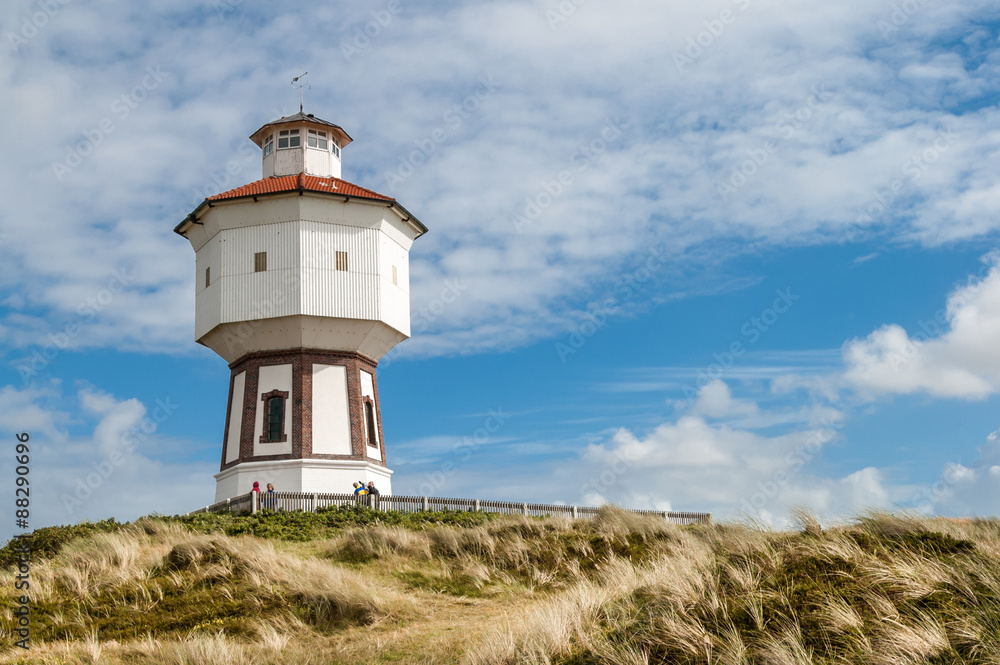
259, 389, 289, 443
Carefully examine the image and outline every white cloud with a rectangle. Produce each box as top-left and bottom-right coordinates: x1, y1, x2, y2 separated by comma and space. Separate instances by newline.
0, 384, 215, 543
689, 379, 760, 419
392, 380, 892, 526
844, 256, 1000, 399
910, 446, 1000, 518
0, 383, 67, 440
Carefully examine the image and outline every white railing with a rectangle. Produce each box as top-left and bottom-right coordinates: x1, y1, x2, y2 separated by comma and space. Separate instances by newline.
188, 491, 712, 525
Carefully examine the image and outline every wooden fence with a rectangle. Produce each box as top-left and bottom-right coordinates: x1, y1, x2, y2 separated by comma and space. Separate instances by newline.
188, 491, 712, 525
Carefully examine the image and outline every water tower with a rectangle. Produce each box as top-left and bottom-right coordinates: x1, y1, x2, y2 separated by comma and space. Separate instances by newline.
175, 110, 427, 501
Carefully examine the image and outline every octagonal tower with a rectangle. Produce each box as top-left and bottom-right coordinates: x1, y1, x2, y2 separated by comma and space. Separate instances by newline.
175, 111, 427, 502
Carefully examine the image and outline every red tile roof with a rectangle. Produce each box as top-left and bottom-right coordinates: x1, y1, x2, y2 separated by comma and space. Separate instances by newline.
207, 174, 394, 203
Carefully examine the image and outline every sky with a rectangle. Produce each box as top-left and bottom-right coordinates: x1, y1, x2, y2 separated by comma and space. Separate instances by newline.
2, 0, 1000, 540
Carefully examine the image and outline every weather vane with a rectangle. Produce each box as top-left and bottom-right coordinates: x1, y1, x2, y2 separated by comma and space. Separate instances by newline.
291, 69, 310, 113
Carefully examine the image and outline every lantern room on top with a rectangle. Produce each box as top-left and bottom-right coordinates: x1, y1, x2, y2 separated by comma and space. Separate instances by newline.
250, 112, 353, 180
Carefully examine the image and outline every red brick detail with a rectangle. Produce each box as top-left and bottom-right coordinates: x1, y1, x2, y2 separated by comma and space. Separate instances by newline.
220, 349, 387, 472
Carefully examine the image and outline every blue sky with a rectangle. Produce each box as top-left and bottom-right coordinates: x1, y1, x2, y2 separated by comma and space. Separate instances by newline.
3, 0, 1000, 539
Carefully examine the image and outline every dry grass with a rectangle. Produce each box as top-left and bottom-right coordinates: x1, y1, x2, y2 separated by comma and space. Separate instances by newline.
4, 508, 1000, 664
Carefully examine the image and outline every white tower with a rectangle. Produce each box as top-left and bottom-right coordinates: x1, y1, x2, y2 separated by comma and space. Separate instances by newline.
175, 111, 427, 501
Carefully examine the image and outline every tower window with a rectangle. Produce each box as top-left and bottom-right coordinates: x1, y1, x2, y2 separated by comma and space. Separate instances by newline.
307, 129, 328, 150
332, 141, 340, 159
259, 389, 289, 443
335, 251, 348, 271
392, 265, 397, 285
364, 398, 378, 448
277, 129, 300, 149
263, 134, 273, 157
205, 266, 211, 288
254, 252, 267, 272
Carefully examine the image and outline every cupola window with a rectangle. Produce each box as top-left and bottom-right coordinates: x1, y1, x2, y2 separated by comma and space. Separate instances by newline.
307, 129, 328, 150
277, 129, 300, 149
263, 134, 273, 157
332, 141, 340, 159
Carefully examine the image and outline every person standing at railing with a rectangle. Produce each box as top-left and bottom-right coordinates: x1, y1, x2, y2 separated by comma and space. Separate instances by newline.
352, 482, 368, 495
366, 481, 380, 509
263, 483, 276, 511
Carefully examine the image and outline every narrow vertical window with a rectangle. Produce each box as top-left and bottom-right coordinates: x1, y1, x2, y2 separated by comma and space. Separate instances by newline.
335, 251, 348, 271
255, 252, 267, 272
205, 266, 211, 288
364, 399, 378, 448
263, 135, 273, 156
392, 265, 398, 285
259, 389, 289, 443
267, 398, 283, 441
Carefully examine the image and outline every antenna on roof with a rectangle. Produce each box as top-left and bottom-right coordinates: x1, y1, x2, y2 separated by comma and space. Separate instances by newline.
291, 69, 310, 113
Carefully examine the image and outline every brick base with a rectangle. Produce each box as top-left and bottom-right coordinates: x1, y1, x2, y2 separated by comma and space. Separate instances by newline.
220, 348, 388, 472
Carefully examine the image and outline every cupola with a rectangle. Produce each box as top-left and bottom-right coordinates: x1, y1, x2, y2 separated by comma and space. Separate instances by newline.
249, 112, 353, 179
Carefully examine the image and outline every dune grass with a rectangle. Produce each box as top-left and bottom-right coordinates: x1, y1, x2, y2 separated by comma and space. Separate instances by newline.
1, 507, 999, 664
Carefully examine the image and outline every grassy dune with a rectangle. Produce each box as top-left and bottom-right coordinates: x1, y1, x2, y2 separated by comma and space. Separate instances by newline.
1, 506, 999, 664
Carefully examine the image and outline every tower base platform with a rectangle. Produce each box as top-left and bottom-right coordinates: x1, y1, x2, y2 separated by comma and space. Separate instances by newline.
214, 458, 392, 502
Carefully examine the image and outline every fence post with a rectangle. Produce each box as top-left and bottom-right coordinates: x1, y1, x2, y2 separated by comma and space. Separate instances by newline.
662, 511, 668, 522
572, 506, 578, 519
423, 496, 429, 511
311, 493, 317, 512
522, 503, 528, 516
474, 499, 480, 512
251, 491, 258, 515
